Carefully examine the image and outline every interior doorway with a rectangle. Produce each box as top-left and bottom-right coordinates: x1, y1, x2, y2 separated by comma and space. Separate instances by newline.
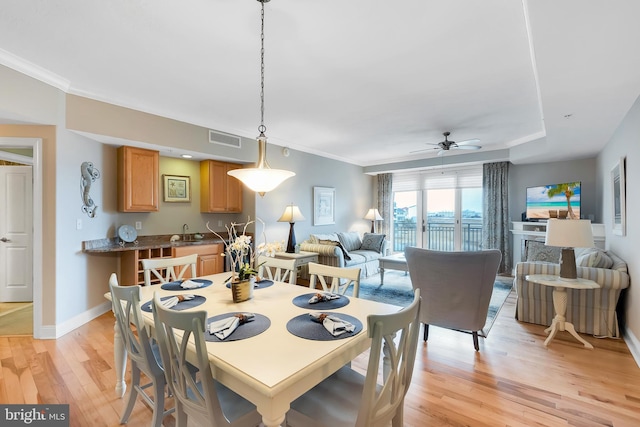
0, 137, 42, 337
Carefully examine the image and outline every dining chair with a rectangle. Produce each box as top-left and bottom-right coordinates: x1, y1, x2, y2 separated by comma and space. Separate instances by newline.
308, 262, 361, 297
257, 255, 297, 285
151, 292, 262, 427
141, 253, 197, 286
287, 288, 421, 427
405, 246, 502, 351
108, 273, 173, 427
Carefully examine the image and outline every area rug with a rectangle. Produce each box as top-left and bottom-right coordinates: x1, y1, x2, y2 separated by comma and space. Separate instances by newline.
346, 271, 513, 337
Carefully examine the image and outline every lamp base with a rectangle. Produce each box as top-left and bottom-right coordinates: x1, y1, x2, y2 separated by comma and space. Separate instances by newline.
559, 248, 578, 280
286, 222, 296, 253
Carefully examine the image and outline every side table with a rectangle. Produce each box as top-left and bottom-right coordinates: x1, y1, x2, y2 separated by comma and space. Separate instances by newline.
525, 274, 599, 349
274, 251, 319, 285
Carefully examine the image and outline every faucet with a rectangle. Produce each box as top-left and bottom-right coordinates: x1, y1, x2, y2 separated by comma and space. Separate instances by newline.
182, 223, 189, 241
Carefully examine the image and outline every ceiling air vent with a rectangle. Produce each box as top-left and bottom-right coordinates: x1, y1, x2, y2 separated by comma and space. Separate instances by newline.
208, 130, 241, 149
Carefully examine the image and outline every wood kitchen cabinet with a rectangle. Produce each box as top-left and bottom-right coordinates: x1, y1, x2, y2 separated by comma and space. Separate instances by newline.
172, 244, 224, 277
117, 146, 159, 212
200, 160, 243, 213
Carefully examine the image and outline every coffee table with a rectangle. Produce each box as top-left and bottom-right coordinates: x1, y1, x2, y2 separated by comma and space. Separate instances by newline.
378, 253, 409, 285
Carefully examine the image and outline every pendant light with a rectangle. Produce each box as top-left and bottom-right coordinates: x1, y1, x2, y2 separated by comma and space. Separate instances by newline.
227, 0, 295, 197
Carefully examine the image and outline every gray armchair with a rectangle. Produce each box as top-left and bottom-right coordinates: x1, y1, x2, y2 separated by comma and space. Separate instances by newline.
405, 247, 502, 351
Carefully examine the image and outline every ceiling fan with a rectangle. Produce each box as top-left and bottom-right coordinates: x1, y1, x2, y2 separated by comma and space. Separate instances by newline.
411, 131, 482, 156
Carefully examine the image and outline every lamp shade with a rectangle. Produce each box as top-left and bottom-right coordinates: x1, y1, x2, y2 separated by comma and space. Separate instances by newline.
363, 208, 384, 221
278, 205, 305, 223
544, 219, 594, 248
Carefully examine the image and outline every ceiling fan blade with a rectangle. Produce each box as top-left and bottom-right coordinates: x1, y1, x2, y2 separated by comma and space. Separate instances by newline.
456, 139, 481, 145
453, 144, 482, 150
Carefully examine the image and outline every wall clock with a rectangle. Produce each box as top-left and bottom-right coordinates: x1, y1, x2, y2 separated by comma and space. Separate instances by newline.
118, 224, 138, 247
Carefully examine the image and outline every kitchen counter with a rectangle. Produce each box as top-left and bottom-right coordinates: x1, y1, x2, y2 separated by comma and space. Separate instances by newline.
82, 233, 230, 253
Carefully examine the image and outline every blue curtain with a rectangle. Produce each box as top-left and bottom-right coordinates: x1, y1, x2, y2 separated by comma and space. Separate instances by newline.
482, 162, 511, 274
377, 173, 392, 241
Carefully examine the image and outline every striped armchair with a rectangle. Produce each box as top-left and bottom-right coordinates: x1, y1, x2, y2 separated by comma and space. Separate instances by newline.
514, 251, 629, 338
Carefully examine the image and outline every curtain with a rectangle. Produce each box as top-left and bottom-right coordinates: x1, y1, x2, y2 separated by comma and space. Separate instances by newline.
377, 173, 392, 240
482, 162, 511, 274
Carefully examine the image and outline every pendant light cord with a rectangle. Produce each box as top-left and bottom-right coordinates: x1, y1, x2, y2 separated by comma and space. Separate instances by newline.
259, 0, 266, 135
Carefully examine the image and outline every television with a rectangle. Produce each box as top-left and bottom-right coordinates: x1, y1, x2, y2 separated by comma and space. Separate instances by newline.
526, 181, 581, 220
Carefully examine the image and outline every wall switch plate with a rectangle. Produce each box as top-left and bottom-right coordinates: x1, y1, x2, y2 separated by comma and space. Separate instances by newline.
135, 221, 142, 230
218, 220, 223, 227
76, 219, 82, 230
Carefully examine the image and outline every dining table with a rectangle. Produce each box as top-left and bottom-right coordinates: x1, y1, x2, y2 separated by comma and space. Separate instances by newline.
105, 272, 402, 427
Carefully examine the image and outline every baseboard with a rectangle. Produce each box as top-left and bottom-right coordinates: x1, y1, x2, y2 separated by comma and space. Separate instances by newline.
53, 301, 112, 339
623, 327, 640, 368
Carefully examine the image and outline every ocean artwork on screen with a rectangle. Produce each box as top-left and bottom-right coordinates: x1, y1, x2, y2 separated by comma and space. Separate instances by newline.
526, 182, 581, 220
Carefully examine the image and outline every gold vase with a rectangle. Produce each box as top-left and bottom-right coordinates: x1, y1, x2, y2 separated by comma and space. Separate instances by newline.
231, 279, 253, 303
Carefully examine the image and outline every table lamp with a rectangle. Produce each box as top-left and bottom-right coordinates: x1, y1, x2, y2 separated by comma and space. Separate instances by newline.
544, 219, 594, 280
278, 204, 305, 253
364, 208, 383, 233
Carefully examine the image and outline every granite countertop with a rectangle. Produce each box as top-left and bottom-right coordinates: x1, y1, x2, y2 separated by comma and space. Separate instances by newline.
83, 233, 230, 253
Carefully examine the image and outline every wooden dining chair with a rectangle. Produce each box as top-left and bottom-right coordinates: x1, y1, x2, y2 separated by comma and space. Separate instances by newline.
141, 253, 197, 286
287, 289, 421, 427
108, 273, 173, 427
151, 292, 262, 427
257, 256, 297, 285
308, 262, 361, 297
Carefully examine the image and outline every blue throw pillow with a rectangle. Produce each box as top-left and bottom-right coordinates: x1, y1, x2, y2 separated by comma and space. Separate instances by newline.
360, 233, 385, 253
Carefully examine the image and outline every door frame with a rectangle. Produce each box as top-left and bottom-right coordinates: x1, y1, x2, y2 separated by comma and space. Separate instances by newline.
0, 137, 43, 338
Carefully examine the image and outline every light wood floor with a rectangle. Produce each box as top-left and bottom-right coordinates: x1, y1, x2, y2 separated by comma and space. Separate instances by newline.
1, 292, 639, 426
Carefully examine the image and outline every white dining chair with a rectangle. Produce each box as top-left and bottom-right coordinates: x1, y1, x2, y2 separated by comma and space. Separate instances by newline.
108, 273, 173, 427
141, 253, 197, 286
151, 292, 262, 427
308, 262, 361, 297
287, 288, 421, 427
257, 256, 297, 285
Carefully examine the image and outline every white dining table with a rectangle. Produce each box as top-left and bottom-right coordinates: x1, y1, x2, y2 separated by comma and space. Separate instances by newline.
105, 272, 401, 427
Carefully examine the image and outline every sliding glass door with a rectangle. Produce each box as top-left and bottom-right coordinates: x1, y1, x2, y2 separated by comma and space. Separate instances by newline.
392, 168, 483, 253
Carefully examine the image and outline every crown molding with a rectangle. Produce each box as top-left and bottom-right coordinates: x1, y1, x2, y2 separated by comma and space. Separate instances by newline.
0, 48, 70, 92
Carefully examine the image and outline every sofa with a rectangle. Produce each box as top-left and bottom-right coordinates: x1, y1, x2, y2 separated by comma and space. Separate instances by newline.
514, 247, 629, 338
299, 231, 388, 279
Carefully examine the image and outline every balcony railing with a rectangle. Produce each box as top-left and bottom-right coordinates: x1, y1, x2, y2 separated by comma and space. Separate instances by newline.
393, 221, 483, 252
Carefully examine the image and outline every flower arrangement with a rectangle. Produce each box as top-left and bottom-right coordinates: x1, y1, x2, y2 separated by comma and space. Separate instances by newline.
206, 217, 284, 282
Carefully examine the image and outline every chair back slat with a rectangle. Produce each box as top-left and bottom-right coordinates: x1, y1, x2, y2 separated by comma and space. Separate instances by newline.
258, 256, 297, 285
308, 262, 361, 297
141, 254, 198, 286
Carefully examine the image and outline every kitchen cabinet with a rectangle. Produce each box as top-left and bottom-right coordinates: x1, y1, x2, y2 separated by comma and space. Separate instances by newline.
117, 146, 159, 212
200, 160, 243, 213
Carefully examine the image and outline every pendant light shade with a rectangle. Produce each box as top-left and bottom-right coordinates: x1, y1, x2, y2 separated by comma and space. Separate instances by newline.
227, 0, 294, 196
227, 135, 295, 196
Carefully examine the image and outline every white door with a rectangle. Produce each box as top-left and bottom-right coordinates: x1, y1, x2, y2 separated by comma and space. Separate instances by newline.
0, 166, 33, 302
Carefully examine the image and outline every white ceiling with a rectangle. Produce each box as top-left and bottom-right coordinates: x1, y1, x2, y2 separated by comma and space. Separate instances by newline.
1, 0, 639, 168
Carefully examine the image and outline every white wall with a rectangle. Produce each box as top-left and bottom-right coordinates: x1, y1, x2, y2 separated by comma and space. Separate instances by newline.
596, 94, 640, 360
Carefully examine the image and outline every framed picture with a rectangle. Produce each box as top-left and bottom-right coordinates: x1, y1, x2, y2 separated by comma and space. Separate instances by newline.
163, 174, 191, 202
313, 187, 335, 226
611, 157, 626, 236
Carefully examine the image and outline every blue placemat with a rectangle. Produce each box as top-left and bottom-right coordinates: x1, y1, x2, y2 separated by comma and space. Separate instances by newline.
141, 295, 206, 312
225, 279, 274, 290
292, 293, 350, 310
205, 313, 270, 342
160, 278, 213, 291
286, 313, 362, 341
